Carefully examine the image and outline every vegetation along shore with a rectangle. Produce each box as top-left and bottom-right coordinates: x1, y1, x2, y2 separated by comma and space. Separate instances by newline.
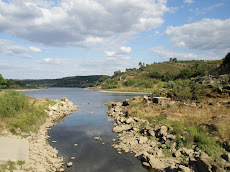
105, 53, 230, 171
0, 90, 78, 171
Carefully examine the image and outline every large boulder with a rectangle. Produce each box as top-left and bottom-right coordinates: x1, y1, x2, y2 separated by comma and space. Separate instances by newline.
153, 97, 170, 106
113, 125, 132, 133
196, 152, 212, 172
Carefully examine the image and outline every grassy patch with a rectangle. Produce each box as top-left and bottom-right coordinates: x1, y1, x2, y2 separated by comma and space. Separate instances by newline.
0, 161, 15, 172
0, 90, 55, 134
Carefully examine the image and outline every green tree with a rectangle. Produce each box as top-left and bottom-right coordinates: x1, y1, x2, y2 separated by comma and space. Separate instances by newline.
99, 75, 109, 82
177, 69, 192, 79
0, 74, 7, 89
163, 71, 174, 81
148, 71, 162, 79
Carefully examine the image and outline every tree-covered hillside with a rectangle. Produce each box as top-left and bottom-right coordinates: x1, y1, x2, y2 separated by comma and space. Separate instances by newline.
22, 75, 104, 88
97, 53, 230, 100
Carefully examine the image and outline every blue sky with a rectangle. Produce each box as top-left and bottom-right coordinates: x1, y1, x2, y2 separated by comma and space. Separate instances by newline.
0, 0, 229, 79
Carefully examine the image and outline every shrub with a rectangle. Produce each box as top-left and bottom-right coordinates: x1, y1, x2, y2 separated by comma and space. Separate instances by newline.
0, 90, 29, 117
164, 81, 176, 89
148, 71, 162, 79
177, 69, 192, 79
163, 71, 175, 81
124, 79, 136, 86
136, 79, 154, 88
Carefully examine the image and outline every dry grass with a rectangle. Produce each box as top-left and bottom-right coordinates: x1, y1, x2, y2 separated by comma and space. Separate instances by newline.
127, 97, 230, 140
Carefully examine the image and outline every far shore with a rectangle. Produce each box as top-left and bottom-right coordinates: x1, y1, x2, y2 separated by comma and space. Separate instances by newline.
99, 90, 149, 94
14, 88, 47, 92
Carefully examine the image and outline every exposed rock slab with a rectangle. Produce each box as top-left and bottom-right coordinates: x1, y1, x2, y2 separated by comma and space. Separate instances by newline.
0, 137, 29, 162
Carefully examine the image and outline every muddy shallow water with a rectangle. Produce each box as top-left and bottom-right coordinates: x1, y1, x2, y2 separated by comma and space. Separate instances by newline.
23, 87, 148, 172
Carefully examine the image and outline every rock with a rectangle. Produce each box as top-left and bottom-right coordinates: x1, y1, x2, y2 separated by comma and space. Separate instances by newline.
179, 165, 192, 172
67, 162, 73, 167
112, 139, 116, 142
122, 99, 130, 106
139, 136, 148, 144
160, 126, 168, 136
16, 128, 22, 134
61, 97, 68, 102
221, 153, 230, 162
71, 157, 75, 160
167, 134, 176, 140
126, 117, 134, 124
118, 152, 122, 154
21, 132, 30, 137
153, 97, 170, 106
94, 137, 102, 141
142, 162, 151, 167
196, 152, 212, 172
112, 125, 132, 133
175, 150, 181, 158
149, 156, 168, 171
149, 130, 155, 137
59, 168, 65, 172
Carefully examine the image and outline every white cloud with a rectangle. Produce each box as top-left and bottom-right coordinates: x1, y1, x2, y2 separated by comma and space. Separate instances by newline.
0, 39, 33, 59
40, 58, 67, 64
150, 46, 221, 60
29, 46, 41, 52
104, 46, 132, 57
104, 51, 116, 57
165, 18, 230, 50
120, 46, 132, 54
0, 0, 169, 47
183, 0, 194, 4
75, 56, 136, 75
189, 3, 224, 16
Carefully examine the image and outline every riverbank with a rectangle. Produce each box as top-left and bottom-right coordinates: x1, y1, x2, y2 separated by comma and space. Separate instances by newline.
0, 96, 78, 171
85, 87, 150, 94
107, 96, 230, 171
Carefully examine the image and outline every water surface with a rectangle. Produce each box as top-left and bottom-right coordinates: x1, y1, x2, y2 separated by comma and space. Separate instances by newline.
23, 88, 148, 172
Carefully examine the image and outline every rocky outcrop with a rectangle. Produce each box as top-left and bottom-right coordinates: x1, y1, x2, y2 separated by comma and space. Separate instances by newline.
23, 98, 78, 172
107, 97, 227, 172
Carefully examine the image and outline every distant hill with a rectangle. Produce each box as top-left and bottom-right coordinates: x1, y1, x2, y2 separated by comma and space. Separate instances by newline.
22, 75, 104, 88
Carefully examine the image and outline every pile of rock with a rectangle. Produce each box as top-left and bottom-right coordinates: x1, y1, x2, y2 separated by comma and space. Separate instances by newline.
107, 97, 229, 172
23, 98, 78, 172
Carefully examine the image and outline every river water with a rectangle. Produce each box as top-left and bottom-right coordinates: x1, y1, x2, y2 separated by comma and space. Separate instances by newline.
22, 87, 148, 172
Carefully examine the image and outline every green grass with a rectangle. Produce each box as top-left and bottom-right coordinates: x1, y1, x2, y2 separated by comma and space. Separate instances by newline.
0, 161, 16, 172
0, 90, 55, 134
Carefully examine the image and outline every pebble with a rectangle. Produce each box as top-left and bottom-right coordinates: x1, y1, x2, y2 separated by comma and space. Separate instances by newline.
67, 162, 73, 167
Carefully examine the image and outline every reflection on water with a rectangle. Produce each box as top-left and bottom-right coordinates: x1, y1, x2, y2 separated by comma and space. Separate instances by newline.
22, 88, 148, 172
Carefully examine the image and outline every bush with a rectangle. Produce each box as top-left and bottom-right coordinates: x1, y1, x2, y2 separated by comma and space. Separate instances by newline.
0, 90, 29, 117
148, 71, 162, 79
124, 79, 136, 86
136, 79, 154, 88
177, 69, 192, 79
0, 90, 51, 132
164, 81, 176, 89
163, 71, 175, 81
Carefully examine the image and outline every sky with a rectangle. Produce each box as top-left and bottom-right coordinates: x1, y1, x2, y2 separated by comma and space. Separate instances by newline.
0, 0, 230, 79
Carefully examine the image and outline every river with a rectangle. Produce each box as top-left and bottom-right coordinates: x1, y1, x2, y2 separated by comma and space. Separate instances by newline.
22, 87, 148, 172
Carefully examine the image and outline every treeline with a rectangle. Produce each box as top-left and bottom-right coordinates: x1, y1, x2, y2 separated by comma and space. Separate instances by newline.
21, 75, 104, 88
0, 74, 28, 89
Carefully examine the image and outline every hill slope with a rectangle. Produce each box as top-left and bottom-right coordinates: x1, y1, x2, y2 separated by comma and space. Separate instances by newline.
22, 75, 103, 88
